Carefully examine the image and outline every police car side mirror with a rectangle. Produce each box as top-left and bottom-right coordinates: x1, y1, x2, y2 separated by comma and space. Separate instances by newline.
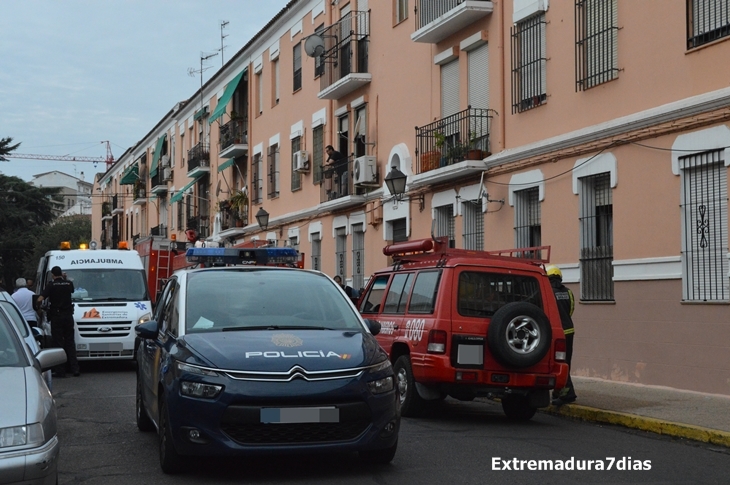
364, 319, 381, 336
136, 320, 159, 340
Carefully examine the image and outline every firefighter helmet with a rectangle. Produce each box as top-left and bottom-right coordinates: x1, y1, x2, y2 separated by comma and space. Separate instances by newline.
545, 265, 562, 279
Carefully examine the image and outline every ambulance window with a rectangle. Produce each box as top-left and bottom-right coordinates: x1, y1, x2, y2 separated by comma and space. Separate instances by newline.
382, 273, 414, 314
407, 270, 441, 314
360, 275, 389, 313
457, 272, 542, 317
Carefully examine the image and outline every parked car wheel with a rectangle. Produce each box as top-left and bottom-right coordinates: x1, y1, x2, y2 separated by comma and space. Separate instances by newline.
488, 302, 551, 369
501, 394, 537, 421
393, 355, 424, 417
136, 377, 155, 432
158, 396, 184, 474
359, 439, 398, 464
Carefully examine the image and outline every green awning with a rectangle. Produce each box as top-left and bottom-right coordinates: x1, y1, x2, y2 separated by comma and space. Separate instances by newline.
193, 106, 209, 121
150, 134, 167, 178
170, 174, 203, 203
209, 69, 245, 125
119, 164, 139, 185
217, 158, 235, 172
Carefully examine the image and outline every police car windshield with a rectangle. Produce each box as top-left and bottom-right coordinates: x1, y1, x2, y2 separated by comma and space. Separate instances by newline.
64, 269, 148, 302
185, 269, 362, 334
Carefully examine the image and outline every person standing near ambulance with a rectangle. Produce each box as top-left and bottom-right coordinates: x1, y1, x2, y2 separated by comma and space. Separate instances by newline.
546, 265, 577, 405
38, 266, 80, 377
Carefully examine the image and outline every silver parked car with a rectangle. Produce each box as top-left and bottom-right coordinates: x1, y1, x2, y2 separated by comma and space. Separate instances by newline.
0, 306, 66, 485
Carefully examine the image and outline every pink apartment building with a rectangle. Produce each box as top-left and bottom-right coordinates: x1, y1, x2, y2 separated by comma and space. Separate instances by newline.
93, 0, 730, 395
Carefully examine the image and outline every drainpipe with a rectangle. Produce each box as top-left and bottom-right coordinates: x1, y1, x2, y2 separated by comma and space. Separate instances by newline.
499, 0, 506, 152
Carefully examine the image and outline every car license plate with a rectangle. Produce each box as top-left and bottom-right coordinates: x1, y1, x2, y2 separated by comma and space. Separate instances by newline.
89, 343, 123, 351
260, 407, 339, 424
457, 344, 484, 365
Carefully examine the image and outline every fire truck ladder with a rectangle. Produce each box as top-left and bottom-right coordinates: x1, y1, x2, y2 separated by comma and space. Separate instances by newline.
156, 242, 173, 296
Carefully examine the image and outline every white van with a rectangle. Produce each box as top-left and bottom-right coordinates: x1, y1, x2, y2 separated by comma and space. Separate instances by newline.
36, 245, 152, 361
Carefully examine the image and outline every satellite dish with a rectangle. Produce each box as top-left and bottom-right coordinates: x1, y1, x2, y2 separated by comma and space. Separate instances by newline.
304, 34, 325, 58
216, 180, 222, 197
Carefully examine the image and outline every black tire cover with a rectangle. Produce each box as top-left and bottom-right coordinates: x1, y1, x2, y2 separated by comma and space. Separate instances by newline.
487, 301, 552, 369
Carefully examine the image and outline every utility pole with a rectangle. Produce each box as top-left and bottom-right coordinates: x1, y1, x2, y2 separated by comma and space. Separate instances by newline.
220, 20, 229, 67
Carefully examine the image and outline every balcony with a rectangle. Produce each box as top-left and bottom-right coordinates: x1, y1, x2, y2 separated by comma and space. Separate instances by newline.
412, 0, 494, 44
187, 143, 211, 178
187, 215, 210, 239
133, 181, 146, 206
318, 10, 371, 100
215, 205, 250, 240
150, 224, 168, 237
111, 194, 123, 214
415, 107, 494, 174
319, 155, 377, 204
150, 169, 168, 195
101, 200, 112, 221
219, 118, 248, 159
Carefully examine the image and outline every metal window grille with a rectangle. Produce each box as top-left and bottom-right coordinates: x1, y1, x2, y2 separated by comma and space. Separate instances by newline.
579, 172, 614, 301
462, 200, 484, 250
352, 224, 365, 291
687, 0, 730, 49
312, 235, 321, 270
576, 0, 619, 91
392, 218, 408, 242
267, 145, 279, 199
313, 125, 324, 184
680, 150, 729, 301
434, 205, 455, 245
396, 0, 408, 23
291, 137, 301, 191
514, 187, 541, 248
185, 195, 192, 223
293, 43, 302, 91
251, 154, 263, 204
511, 14, 547, 113
336, 227, 347, 280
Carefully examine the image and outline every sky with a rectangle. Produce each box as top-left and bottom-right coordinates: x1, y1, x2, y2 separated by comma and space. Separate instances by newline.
0, 0, 291, 182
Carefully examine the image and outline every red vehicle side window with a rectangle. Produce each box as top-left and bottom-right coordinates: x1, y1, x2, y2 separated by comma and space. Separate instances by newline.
382, 273, 414, 314
360, 275, 389, 313
407, 270, 441, 314
457, 271, 542, 317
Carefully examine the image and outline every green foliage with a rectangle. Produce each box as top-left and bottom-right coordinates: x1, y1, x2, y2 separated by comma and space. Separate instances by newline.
0, 136, 21, 162
0, 174, 61, 288
22, 215, 92, 277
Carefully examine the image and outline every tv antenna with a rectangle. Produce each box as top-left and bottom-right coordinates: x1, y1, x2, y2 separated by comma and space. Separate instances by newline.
188, 51, 219, 115
220, 20, 229, 66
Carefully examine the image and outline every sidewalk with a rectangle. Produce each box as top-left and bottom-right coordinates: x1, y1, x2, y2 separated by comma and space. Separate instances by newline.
543, 376, 730, 448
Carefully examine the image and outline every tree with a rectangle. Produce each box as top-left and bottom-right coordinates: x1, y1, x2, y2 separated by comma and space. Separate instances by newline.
23, 215, 92, 277
0, 137, 21, 162
0, 174, 58, 289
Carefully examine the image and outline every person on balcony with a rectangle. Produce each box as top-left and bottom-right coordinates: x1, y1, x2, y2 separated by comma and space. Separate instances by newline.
325, 145, 347, 199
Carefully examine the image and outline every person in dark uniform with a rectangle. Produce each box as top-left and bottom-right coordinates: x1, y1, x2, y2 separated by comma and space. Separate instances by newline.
546, 265, 576, 405
325, 145, 348, 198
38, 266, 80, 377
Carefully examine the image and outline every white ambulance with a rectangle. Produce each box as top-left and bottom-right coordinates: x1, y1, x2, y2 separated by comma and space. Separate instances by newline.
36, 242, 153, 361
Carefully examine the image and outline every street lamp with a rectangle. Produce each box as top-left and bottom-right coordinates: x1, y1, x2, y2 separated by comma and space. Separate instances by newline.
384, 167, 407, 200
255, 207, 269, 230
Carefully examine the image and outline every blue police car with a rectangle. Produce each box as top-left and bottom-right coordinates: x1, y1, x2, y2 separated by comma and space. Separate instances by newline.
135, 247, 400, 474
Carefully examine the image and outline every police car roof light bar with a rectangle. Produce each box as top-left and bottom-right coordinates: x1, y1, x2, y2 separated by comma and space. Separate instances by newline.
186, 247, 299, 266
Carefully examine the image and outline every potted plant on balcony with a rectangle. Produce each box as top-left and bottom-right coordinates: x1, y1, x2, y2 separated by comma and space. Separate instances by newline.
229, 189, 248, 227
421, 131, 445, 173
466, 131, 486, 160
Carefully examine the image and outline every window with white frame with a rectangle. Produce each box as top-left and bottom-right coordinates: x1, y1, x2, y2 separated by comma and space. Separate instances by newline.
335, 227, 347, 280
462, 200, 484, 250
392, 218, 408, 242
514, 187, 541, 249
687, 0, 730, 49
434, 205, 455, 245
291, 136, 301, 191
267, 144, 279, 199
352, 223, 365, 291
395, 0, 408, 24
575, 0, 618, 91
272, 59, 280, 106
313, 125, 324, 184
256, 72, 263, 115
579, 172, 614, 301
311, 233, 321, 270
252, 153, 263, 204
314, 24, 325, 78
511, 14, 547, 113
680, 150, 729, 301
293, 42, 302, 91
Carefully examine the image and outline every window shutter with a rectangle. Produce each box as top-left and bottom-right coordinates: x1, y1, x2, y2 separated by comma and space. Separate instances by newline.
441, 59, 460, 118
468, 43, 489, 110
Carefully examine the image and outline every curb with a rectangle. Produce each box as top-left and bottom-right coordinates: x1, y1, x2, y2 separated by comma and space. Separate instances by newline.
544, 404, 730, 448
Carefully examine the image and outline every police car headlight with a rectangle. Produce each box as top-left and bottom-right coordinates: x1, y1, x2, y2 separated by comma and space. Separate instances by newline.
175, 361, 218, 377
368, 377, 394, 394
138, 312, 152, 325
367, 359, 392, 374
180, 381, 223, 399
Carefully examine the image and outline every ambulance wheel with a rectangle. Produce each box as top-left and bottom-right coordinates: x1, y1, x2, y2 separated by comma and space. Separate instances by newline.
393, 356, 424, 417
488, 302, 551, 369
501, 395, 537, 421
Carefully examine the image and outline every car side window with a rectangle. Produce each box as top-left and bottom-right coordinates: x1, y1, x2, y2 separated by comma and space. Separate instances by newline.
157, 279, 177, 335
382, 273, 414, 314
407, 270, 441, 314
359, 275, 390, 313
165, 284, 180, 337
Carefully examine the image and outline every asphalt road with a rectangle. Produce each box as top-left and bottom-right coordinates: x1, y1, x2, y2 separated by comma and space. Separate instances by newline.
53, 361, 730, 485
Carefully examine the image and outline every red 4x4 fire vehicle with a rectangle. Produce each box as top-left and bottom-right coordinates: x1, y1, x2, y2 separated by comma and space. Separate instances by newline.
358, 237, 569, 420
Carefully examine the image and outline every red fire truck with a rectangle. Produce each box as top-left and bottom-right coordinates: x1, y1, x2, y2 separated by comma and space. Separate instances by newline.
134, 236, 177, 303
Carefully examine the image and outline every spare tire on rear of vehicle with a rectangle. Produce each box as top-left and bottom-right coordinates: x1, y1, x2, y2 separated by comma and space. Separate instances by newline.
487, 301, 551, 369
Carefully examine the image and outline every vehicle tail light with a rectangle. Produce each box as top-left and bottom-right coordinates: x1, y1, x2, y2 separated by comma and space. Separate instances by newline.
456, 371, 478, 381
427, 330, 447, 353
554, 338, 567, 362
535, 376, 555, 387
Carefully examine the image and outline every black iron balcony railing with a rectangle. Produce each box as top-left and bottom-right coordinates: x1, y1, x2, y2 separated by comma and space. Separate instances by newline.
319, 10, 369, 93
150, 224, 168, 237
415, 0, 491, 30
220, 205, 249, 230
112, 194, 119, 211
151, 169, 166, 189
187, 143, 210, 172
134, 181, 146, 200
220, 118, 248, 152
320, 155, 354, 204
415, 107, 495, 174
101, 201, 111, 216
187, 215, 210, 239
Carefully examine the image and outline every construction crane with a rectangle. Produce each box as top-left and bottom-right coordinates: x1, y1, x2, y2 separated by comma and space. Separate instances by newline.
6, 141, 115, 171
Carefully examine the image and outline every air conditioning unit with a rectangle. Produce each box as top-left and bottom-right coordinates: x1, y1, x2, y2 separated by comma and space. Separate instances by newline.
163, 167, 172, 181
353, 156, 377, 186
294, 150, 309, 172
161, 155, 171, 167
